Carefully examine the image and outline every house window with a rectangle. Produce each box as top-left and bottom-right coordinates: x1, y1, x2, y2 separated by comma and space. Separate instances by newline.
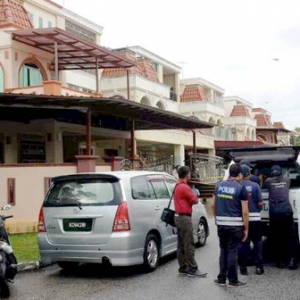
48, 21, 52, 28
7, 178, 16, 206
0, 66, 4, 92
19, 62, 43, 87
39, 17, 43, 28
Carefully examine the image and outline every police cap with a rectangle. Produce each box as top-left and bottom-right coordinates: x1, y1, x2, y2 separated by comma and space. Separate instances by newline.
241, 164, 251, 177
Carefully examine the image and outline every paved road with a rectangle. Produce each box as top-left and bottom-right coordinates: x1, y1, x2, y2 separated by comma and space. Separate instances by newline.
9, 219, 300, 300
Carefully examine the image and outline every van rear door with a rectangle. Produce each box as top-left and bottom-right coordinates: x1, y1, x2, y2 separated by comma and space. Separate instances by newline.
42, 174, 122, 246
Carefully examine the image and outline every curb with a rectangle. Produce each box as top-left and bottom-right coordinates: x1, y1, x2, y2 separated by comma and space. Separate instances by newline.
17, 261, 40, 272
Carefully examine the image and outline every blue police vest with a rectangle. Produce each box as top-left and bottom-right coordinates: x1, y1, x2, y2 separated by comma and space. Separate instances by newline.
240, 179, 261, 222
215, 179, 244, 226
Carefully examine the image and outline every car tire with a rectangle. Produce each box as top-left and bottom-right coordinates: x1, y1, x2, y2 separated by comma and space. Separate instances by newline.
196, 219, 207, 247
143, 234, 160, 272
57, 262, 79, 271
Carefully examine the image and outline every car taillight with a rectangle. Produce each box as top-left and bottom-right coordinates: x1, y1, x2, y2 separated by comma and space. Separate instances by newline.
38, 207, 46, 232
113, 202, 130, 232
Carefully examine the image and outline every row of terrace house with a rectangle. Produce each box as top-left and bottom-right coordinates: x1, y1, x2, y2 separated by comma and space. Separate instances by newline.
0, 0, 290, 232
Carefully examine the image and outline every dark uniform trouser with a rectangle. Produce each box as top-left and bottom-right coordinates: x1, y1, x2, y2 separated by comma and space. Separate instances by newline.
269, 212, 298, 263
174, 215, 198, 271
217, 226, 243, 283
239, 221, 262, 268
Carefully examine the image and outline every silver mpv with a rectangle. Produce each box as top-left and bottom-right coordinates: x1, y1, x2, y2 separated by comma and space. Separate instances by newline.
38, 171, 209, 271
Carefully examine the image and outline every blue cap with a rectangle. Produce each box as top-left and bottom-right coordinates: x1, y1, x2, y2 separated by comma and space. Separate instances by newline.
270, 165, 282, 176
241, 164, 251, 177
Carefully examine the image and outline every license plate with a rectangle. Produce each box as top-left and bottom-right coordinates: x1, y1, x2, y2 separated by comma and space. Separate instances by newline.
63, 219, 93, 232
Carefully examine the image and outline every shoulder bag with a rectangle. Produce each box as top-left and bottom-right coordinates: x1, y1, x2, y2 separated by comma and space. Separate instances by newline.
161, 184, 179, 227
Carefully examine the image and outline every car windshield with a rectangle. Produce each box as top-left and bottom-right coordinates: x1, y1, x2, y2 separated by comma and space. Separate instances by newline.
44, 178, 122, 207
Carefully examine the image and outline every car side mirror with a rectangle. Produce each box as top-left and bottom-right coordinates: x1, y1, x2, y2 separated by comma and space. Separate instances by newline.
1, 205, 11, 211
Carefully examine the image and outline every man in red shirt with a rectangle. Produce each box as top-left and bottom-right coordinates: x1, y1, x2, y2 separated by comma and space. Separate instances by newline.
174, 166, 207, 277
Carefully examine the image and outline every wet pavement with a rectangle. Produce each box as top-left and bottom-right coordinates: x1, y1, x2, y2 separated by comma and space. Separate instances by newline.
8, 214, 300, 300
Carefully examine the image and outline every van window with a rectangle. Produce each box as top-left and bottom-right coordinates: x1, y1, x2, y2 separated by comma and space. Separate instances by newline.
44, 179, 122, 207
148, 176, 169, 199
131, 176, 155, 200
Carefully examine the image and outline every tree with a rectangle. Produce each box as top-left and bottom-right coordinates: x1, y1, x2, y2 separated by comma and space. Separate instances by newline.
290, 127, 300, 146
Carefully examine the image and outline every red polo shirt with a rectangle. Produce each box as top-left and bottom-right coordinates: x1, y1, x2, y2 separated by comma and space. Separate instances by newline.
174, 180, 198, 215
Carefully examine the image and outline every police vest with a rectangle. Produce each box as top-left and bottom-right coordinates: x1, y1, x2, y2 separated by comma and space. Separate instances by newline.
240, 179, 261, 222
215, 179, 244, 226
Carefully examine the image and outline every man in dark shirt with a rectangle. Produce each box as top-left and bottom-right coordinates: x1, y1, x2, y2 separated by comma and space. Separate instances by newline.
239, 164, 264, 275
265, 165, 298, 269
212, 164, 249, 287
174, 166, 207, 278
240, 159, 261, 185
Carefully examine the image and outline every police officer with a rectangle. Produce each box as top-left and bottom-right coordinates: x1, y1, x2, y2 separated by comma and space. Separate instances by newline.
265, 165, 298, 269
240, 159, 261, 185
212, 164, 249, 287
239, 164, 264, 275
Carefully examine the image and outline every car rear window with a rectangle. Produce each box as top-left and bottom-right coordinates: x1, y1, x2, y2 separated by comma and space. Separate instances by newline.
44, 178, 122, 207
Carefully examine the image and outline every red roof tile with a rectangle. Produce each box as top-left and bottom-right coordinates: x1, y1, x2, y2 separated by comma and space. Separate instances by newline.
252, 108, 266, 113
0, 0, 33, 29
102, 50, 158, 82
255, 114, 272, 127
273, 122, 285, 129
180, 84, 208, 102
230, 105, 250, 117
215, 140, 264, 149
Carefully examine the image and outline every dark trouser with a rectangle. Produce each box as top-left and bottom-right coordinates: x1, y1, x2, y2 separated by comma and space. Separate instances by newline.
269, 212, 298, 263
217, 226, 243, 283
174, 215, 198, 271
239, 221, 263, 268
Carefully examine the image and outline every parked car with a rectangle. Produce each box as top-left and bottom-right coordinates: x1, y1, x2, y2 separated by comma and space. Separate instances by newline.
38, 171, 209, 271
222, 146, 300, 236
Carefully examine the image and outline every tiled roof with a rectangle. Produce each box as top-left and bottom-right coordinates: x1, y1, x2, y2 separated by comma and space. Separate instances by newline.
255, 114, 272, 127
180, 84, 208, 102
0, 0, 33, 29
215, 140, 264, 149
230, 105, 250, 117
273, 122, 285, 129
102, 51, 158, 82
102, 50, 143, 77
252, 108, 266, 113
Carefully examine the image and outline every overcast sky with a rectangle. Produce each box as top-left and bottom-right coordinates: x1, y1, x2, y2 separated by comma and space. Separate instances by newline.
54, 0, 300, 129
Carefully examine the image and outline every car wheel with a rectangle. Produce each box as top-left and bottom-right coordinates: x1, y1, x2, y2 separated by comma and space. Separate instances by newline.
57, 262, 79, 271
143, 234, 160, 272
196, 219, 207, 247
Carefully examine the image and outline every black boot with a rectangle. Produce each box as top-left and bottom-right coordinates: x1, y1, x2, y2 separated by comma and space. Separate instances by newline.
289, 258, 298, 270
0, 279, 10, 299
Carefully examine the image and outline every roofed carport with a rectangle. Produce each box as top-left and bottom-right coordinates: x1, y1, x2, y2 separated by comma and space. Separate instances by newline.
0, 93, 214, 162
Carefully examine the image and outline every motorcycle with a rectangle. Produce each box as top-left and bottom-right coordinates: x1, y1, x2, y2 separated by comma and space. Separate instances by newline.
0, 205, 18, 299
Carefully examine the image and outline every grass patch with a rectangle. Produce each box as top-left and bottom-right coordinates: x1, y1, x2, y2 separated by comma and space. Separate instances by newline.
10, 233, 40, 263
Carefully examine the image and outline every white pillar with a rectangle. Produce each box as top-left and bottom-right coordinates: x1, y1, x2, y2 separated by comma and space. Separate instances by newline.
174, 144, 185, 166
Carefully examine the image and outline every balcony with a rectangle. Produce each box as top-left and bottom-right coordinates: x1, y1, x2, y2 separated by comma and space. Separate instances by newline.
101, 74, 177, 102
223, 116, 257, 127
179, 101, 225, 118
6, 81, 102, 97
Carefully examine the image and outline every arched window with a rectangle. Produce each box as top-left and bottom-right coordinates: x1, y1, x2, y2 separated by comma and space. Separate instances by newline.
19, 62, 43, 87
141, 96, 151, 106
156, 101, 165, 110
0, 65, 3, 92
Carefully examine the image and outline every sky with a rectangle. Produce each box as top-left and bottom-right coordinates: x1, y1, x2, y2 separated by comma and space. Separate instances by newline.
54, 0, 300, 129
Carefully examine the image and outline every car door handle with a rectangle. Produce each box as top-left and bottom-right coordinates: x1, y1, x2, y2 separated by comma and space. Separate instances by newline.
155, 206, 161, 211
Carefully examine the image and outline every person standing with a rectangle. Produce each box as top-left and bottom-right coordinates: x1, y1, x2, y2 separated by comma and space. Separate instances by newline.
239, 159, 261, 185
172, 165, 180, 179
212, 164, 249, 287
265, 165, 298, 269
239, 164, 264, 275
174, 166, 207, 278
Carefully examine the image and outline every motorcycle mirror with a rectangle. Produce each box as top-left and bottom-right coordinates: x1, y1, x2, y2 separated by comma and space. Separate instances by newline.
1, 205, 12, 211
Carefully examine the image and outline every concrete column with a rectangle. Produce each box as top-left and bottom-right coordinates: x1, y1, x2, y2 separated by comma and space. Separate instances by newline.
210, 89, 214, 101
157, 64, 163, 83
174, 144, 185, 166
208, 148, 216, 156
4, 134, 17, 163
175, 73, 180, 103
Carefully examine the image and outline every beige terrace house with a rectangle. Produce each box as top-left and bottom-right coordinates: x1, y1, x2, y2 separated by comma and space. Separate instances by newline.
0, 0, 214, 233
